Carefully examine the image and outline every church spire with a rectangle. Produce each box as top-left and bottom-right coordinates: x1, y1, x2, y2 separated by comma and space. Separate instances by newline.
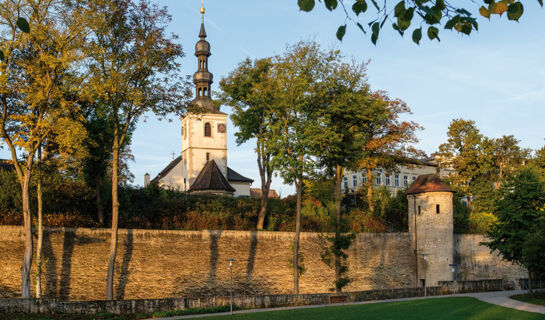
192, 1, 215, 111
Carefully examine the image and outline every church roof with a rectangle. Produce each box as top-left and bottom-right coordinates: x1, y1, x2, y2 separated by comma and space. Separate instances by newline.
189, 160, 235, 193
150, 155, 182, 185
405, 174, 454, 195
227, 167, 253, 183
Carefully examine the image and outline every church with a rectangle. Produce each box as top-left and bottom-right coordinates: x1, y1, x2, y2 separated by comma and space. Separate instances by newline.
147, 5, 253, 197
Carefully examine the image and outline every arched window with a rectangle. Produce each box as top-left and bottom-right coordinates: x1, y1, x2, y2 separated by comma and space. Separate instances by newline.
204, 122, 211, 137
198, 88, 202, 97
203, 88, 208, 96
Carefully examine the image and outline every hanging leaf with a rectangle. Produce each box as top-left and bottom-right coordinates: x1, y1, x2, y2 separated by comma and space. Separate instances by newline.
372, 22, 380, 35
371, 32, 378, 45
352, 1, 368, 15
17, 17, 30, 33
356, 22, 366, 34
412, 28, 422, 44
325, 0, 338, 11
507, 2, 523, 21
479, 6, 491, 19
298, 0, 315, 12
427, 26, 440, 41
336, 24, 347, 41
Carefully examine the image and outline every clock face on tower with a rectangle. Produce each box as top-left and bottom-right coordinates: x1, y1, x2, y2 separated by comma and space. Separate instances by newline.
217, 123, 226, 133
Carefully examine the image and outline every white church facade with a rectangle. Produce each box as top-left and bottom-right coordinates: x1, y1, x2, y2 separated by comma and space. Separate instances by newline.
147, 11, 253, 197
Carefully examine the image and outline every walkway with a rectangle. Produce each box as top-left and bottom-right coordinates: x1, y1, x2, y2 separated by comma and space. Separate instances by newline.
148, 290, 545, 320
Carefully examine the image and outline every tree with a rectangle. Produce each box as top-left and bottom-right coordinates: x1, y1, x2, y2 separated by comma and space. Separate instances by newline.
83, 0, 188, 299
492, 135, 531, 188
356, 93, 423, 212
219, 58, 277, 230
522, 217, 545, 292
484, 167, 545, 296
0, 0, 86, 298
296, 0, 541, 44
314, 56, 386, 292
438, 119, 495, 210
269, 41, 331, 294
532, 145, 545, 184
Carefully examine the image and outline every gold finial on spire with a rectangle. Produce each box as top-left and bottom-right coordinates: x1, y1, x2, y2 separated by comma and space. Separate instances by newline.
200, 0, 205, 23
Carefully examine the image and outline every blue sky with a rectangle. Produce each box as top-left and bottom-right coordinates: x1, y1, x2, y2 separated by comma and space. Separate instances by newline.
2, 1, 544, 196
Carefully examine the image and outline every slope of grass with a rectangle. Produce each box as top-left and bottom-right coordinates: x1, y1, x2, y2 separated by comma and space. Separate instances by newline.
204, 297, 545, 320
511, 294, 545, 306
3, 297, 545, 320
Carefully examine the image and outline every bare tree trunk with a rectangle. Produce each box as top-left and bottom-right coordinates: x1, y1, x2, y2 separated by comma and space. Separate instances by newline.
529, 270, 534, 297
334, 165, 343, 293
256, 172, 272, 230
106, 138, 120, 300
366, 170, 374, 212
36, 147, 43, 298
21, 172, 33, 298
293, 178, 302, 295
96, 175, 104, 225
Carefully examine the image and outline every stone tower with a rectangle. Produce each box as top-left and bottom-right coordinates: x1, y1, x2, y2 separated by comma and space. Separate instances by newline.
180, 6, 228, 191
406, 174, 455, 287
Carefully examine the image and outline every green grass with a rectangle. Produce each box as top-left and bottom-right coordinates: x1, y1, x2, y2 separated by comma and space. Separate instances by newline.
203, 297, 545, 320
511, 293, 545, 306
3, 297, 545, 320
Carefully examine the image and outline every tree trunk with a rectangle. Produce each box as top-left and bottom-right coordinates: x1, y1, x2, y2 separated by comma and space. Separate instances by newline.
21, 172, 33, 298
96, 175, 104, 225
106, 139, 120, 300
293, 178, 302, 295
334, 165, 343, 293
528, 270, 534, 297
256, 174, 272, 230
36, 148, 43, 298
366, 170, 374, 212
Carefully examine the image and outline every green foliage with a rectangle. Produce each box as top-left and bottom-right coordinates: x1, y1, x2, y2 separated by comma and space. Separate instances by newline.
297, 0, 541, 44
522, 217, 545, 279
484, 167, 545, 268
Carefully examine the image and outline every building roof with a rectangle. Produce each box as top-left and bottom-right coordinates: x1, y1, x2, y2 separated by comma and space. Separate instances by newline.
405, 174, 454, 195
189, 160, 235, 193
150, 156, 182, 185
0, 159, 14, 171
227, 167, 253, 183
250, 188, 280, 199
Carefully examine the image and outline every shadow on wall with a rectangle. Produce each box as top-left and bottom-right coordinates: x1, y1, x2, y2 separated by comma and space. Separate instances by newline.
116, 229, 134, 300
174, 230, 278, 298
41, 230, 106, 300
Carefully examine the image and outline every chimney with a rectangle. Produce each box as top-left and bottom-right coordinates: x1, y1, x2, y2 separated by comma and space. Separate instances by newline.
144, 173, 150, 187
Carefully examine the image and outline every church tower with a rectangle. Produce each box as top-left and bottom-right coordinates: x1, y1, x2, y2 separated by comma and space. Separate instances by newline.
151, 2, 253, 196
180, 3, 229, 193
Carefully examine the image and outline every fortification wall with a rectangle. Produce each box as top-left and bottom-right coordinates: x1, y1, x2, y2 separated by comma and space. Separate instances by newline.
0, 226, 525, 300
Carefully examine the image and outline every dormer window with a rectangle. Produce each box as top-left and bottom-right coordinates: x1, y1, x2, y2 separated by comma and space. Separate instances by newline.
204, 122, 211, 137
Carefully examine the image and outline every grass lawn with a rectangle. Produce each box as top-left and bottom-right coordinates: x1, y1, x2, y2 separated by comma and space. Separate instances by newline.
511, 293, 545, 306
204, 297, 545, 320
2, 297, 545, 320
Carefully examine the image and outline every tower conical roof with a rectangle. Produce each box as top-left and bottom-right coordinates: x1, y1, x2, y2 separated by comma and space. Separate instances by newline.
405, 174, 454, 195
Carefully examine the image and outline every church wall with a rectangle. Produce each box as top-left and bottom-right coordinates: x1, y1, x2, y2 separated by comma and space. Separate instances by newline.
158, 162, 184, 191
230, 182, 251, 197
0, 226, 523, 300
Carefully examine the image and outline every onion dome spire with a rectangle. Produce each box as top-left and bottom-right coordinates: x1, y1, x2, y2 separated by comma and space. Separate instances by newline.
192, 0, 215, 111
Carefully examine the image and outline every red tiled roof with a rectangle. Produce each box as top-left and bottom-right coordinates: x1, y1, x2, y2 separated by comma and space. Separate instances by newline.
405, 174, 454, 195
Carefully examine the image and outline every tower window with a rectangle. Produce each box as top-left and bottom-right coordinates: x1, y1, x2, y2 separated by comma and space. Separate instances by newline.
198, 88, 202, 97
204, 122, 211, 137
418, 205, 421, 215
203, 88, 208, 96
436, 204, 440, 214
206, 152, 210, 161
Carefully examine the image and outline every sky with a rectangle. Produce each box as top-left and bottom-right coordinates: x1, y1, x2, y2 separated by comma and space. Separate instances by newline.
2, 0, 544, 196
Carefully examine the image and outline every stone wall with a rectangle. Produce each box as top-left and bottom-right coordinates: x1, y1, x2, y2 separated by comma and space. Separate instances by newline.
454, 234, 527, 282
0, 226, 525, 301
0, 226, 415, 300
